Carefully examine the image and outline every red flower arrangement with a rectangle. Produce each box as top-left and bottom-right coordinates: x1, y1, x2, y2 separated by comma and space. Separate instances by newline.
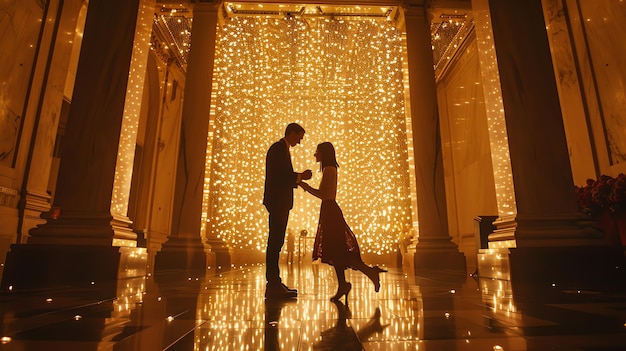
575, 174, 626, 247
575, 174, 626, 216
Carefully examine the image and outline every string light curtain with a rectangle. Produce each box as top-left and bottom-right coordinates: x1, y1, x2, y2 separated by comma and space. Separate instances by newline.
204, 16, 413, 255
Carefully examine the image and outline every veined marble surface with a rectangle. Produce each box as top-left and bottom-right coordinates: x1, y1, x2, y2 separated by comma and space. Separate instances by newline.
578, 0, 626, 166
438, 38, 498, 238
0, 0, 43, 167
543, 0, 597, 185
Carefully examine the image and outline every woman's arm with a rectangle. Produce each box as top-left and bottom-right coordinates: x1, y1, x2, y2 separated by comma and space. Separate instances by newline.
299, 167, 337, 200
299, 181, 322, 199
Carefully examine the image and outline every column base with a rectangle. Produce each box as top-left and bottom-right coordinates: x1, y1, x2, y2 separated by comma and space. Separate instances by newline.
206, 238, 232, 273
28, 212, 115, 246
404, 249, 467, 275
206, 249, 232, 273
0, 244, 145, 298
154, 238, 210, 275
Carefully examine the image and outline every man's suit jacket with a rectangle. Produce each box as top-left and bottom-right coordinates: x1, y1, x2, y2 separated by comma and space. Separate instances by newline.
263, 139, 298, 212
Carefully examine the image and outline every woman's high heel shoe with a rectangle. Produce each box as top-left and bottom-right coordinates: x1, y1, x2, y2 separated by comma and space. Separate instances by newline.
330, 282, 352, 302
369, 266, 388, 292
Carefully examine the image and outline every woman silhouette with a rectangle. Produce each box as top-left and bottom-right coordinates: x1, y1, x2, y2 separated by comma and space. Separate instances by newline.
299, 142, 386, 301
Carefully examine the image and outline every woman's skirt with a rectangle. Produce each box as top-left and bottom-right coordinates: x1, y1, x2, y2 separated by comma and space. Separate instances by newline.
312, 200, 362, 268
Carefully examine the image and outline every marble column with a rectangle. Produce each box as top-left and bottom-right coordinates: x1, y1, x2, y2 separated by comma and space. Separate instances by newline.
401, 5, 466, 273
1, 0, 149, 293
487, 0, 601, 247
479, 0, 624, 290
24, 0, 146, 246
154, 2, 230, 274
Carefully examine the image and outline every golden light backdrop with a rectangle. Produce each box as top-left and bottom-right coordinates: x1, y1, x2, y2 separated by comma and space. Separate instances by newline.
111, 1, 155, 246
203, 15, 413, 254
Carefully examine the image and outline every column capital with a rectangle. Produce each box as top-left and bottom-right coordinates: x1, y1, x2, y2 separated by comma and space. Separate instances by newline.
190, 0, 224, 23
191, 0, 222, 12
399, 0, 429, 10
399, 1, 429, 17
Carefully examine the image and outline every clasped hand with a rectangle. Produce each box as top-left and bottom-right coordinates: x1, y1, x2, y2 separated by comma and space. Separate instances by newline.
301, 169, 313, 180
298, 170, 312, 192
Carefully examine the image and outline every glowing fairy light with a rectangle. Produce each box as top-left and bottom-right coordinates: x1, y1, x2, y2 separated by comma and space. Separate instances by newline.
203, 17, 413, 254
111, 1, 154, 238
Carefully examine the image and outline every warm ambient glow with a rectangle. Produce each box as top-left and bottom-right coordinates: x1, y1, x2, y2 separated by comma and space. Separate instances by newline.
202, 16, 413, 254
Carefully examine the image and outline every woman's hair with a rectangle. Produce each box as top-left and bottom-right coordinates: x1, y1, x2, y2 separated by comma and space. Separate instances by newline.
317, 142, 339, 170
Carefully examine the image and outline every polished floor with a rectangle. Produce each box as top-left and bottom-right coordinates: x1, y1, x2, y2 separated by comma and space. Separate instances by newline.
0, 260, 625, 351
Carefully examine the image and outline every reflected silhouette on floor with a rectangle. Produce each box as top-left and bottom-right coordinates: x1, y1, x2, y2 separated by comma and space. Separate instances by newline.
314, 300, 388, 351
355, 305, 389, 342
312, 300, 360, 351
264, 298, 388, 351
264, 299, 295, 351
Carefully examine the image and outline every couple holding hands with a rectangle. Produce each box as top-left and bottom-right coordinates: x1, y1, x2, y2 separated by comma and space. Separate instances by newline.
263, 123, 386, 300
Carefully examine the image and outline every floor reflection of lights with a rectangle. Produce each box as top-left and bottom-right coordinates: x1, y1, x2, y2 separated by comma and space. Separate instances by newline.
190, 263, 421, 350
1, 261, 625, 350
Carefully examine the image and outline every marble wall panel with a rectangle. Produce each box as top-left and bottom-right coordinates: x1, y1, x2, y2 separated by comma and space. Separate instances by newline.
148, 67, 184, 247
578, 1, 626, 166
438, 38, 498, 239
542, 0, 597, 185
0, 0, 44, 167
563, 0, 611, 174
29, 0, 84, 197
63, 3, 87, 99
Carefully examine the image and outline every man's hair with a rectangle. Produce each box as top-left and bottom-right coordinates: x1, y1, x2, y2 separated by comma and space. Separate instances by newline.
284, 123, 305, 137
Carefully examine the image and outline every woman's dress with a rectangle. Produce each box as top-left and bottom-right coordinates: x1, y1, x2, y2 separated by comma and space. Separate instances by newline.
310, 166, 363, 268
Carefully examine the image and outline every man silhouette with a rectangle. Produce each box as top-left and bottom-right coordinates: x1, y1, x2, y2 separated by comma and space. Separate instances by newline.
263, 123, 312, 299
